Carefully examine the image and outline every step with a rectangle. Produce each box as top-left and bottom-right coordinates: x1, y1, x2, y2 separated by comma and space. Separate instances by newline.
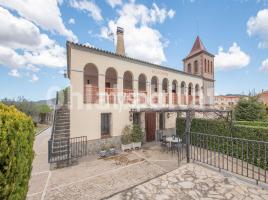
55, 119, 70, 123
54, 130, 69, 134
55, 125, 70, 130
56, 116, 70, 121
53, 133, 69, 137
51, 150, 69, 157
55, 121, 70, 125
56, 111, 70, 114
52, 145, 69, 151
53, 135, 69, 140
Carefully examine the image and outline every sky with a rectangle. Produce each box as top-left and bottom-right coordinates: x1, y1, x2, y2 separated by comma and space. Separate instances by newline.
0, 0, 268, 101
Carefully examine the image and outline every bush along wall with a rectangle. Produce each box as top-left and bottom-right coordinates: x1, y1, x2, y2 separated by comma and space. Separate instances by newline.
0, 103, 35, 200
233, 121, 268, 128
177, 117, 268, 170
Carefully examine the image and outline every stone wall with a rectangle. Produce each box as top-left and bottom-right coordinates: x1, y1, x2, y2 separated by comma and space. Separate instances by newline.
86, 136, 121, 154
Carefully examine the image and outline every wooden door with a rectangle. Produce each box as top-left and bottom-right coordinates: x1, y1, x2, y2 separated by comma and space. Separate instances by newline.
145, 112, 156, 142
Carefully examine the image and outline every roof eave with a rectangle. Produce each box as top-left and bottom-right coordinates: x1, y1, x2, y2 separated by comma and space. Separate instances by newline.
67, 41, 207, 80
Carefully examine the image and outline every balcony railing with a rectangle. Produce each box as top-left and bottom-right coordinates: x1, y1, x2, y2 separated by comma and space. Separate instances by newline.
123, 89, 134, 104
151, 93, 158, 104
105, 88, 118, 104
84, 85, 99, 104
138, 91, 147, 104
195, 96, 200, 105
83, 89, 201, 106
172, 93, 178, 105
188, 95, 193, 105
163, 93, 169, 104
181, 95, 186, 105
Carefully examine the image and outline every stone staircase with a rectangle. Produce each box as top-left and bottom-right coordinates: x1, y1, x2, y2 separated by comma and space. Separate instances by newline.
50, 105, 70, 162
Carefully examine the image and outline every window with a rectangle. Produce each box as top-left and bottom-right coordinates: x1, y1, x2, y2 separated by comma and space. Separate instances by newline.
204, 59, 207, 72
211, 61, 213, 74
188, 63, 192, 73
194, 60, 198, 74
101, 113, 111, 137
159, 113, 165, 130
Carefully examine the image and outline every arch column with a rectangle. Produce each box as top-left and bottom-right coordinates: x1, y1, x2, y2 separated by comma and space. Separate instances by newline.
146, 81, 150, 105
158, 79, 162, 105
168, 82, 173, 105
133, 78, 138, 104
118, 75, 123, 105
99, 73, 105, 104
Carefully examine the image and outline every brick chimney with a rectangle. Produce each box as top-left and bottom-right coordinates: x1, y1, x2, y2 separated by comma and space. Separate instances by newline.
116, 27, 125, 56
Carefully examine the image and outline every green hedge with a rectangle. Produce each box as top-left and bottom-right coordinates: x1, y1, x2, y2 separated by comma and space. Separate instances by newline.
177, 118, 268, 140
0, 103, 35, 200
234, 121, 268, 128
177, 118, 268, 170
177, 118, 231, 138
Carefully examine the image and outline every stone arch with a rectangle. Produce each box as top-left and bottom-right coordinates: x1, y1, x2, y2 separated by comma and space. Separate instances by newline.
84, 63, 98, 103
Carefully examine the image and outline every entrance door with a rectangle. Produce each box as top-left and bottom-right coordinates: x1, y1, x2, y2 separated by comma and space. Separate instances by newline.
145, 112, 156, 142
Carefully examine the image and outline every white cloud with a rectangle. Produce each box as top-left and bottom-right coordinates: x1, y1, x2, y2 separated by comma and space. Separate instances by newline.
0, 7, 66, 76
106, 0, 122, 8
0, 7, 54, 50
214, 43, 250, 70
30, 74, 39, 82
0, 0, 77, 42
101, 1, 175, 64
260, 58, 268, 71
68, 18, 75, 24
167, 9, 175, 18
8, 69, 20, 77
70, 0, 103, 21
247, 9, 268, 48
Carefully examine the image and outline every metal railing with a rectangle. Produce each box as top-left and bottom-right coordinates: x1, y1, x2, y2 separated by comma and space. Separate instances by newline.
50, 91, 58, 141
84, 85, 99, 104
48, 136, 87, 163
189, 132, 268, 184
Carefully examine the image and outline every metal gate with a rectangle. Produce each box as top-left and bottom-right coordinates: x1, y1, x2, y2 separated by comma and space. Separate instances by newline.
48, 136, 87, 163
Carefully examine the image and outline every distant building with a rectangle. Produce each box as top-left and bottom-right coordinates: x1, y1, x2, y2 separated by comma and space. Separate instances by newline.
260, 90, 268, 105
214, 95, 244, 110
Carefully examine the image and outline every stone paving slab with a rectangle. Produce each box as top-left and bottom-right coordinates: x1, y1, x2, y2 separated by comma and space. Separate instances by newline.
44, 160, 166, 200
108, 163, 268, 200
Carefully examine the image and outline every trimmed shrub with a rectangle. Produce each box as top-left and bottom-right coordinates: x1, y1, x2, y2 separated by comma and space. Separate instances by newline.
177, 117, 268, 170
177, 118, 268, 141
0, 103, 35, 200
234, 121, 268, 128
121, 125, 132, 144
132, 124, 143, 143
177, 118, 231, 137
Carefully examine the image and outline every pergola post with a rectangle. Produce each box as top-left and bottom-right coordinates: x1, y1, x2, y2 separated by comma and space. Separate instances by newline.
185, 110, 194, 163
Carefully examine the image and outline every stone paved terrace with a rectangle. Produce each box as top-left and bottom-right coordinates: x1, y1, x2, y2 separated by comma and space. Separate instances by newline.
27, 129, 268, 200
108, 163, 268, 200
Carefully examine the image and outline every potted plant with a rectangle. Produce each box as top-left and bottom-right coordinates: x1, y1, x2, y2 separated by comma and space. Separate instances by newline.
99, 144, 108, 157
109, 144, 116, 155
121, 125, 133, 151
132, 124, 143, 149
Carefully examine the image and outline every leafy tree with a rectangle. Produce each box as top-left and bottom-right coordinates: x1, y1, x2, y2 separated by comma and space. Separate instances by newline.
36, 104, 51, 113
234, 95, 266, 121
1, 97, 51, 123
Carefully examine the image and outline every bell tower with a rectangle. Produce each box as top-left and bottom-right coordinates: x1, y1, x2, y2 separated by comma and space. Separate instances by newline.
183, 36, 215, 106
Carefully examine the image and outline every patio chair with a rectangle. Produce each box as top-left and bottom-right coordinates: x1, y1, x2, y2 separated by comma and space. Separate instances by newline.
171, 141, 179, 154
160, 136, 169, 152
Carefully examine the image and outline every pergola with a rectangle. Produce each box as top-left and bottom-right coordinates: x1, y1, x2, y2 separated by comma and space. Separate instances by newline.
131, 107, 232, 163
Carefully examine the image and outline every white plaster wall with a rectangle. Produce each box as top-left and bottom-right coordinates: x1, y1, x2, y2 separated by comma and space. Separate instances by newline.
69, 45, 209, 140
